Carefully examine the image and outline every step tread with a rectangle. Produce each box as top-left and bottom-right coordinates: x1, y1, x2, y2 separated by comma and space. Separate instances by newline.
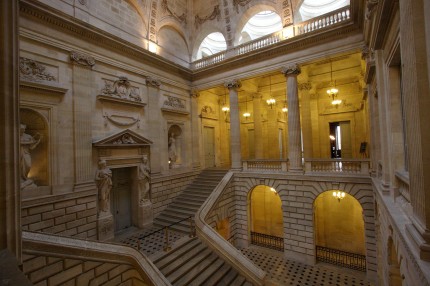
153, 237, 199, 267
216, 268, 239, 286
202, 262, 232, 286
173, 252, 219, 286
186, 258, 225, 286
230, 275, 247, 286
168, 247, 213, 283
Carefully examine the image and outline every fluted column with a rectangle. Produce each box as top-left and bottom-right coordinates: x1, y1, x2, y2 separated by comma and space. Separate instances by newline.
252, 94, 263, 158
146, 77, 162, 174
225, 80, 242, 170
190, 90, 201, 169
299, 82, 313, 159
282, 65, 303, 172
70, 52, 96, 189
0, 0, 20, 259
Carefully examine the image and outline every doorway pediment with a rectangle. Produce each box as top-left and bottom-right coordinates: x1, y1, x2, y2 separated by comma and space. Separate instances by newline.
93, 129, 152, 147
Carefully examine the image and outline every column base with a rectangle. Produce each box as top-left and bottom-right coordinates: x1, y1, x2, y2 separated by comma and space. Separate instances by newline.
138, 200, 153, 228
97, 213, 114, 241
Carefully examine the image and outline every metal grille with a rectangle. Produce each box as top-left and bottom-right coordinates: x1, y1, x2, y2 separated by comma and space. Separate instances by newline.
250, 231, 284, 252
316, 245, 367, 272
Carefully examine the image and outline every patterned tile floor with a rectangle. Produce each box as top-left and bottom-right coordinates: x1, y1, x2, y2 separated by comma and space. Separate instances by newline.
240, 247, 373, 286
114, 226, 186, 256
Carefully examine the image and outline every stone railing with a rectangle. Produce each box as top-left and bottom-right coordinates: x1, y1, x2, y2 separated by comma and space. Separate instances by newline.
195, 171, 267, 286
243, 159, 288, 173
191, 6, 351, 70
22, 231, 170, 286
295, 6, 350, 35
304, 159, 371, 176
395, 171, 410, 202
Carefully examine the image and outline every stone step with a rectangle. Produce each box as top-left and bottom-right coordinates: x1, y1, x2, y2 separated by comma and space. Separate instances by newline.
173, 252, 219, 285
163, 208, 196, 217
153, 220, 190, 233
216, 267, 239, 285
202, 262, 232, 285
162, 244, 211, 278
186, 258, 226, 286
154, 237, 200, 269
230, 274, 247, 286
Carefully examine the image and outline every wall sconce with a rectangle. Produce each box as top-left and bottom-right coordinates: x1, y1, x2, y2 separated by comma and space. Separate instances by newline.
266, 75, 276, 109
332, 191, 346, 202
148, 41, 158, 53
327, 61, 341, 105
243, 95, 251, 119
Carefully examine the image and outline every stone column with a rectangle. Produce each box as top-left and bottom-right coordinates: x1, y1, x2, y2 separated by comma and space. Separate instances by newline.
281, 65, 303, 172
146, 77, 162, 174
299, 82, 313, 159
252, 94, 263, 158
70, 51, 96, 191
190, 90, 201, 169
225, 80, 242, 170
0, 0, 20, 259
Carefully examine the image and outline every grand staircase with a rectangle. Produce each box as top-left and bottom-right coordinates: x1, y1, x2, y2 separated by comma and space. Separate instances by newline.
151, 168, 253, 286
153, 168, 228, 233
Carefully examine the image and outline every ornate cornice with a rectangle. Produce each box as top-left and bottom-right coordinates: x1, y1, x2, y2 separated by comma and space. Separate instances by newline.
70, 51, 95, 67
224, 79, 242, 89
281, 64, 301, 76
195, 5, 221, 29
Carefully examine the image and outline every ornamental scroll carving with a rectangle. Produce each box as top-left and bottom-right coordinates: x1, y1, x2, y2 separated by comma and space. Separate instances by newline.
201, 105, 217, 119
163, 96, 186, 110
70, 51, 95, 67
233, 0, 252, 13
103, 113, 140, 128
195, 5, 221, 29
101, 77, 142, 102
224, 79, 242, 89
281, 64, 301, 76
19, 58, 56, 82
146, 76, 161, 88
161, 0, 187, 24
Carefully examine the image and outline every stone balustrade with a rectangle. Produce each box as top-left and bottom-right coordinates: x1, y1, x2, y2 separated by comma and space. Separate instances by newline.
295, 6, 350, 35
304, 158, 371, 176
395, 171, 410, 202
243, 159, 288, 173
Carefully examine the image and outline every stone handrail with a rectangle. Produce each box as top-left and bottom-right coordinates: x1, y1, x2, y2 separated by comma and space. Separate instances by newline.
191, 6, 351, 70
22, 231, 170, 286
195, 171, 267, 285
304, 158, 371, 176
395, 171, 410, 202
243, 159, 288, 173
295, 6, 350, 35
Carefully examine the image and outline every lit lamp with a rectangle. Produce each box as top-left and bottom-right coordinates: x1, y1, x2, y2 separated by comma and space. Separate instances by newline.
327, 61, 341, 105
221, 88, 230, 116
332, 191, 346, 202
266, 76, 276, 109
282, 101, 288, 113
243, 95, 251, 119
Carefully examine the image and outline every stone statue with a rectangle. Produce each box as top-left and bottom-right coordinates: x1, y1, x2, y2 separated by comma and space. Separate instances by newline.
138, 155, 151, 204
168, 133, 177, 163
20, 124, 42, 189
95, 159, 112, 213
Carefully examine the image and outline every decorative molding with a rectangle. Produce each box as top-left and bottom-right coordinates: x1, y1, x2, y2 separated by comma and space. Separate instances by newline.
281, 64, 301, 76
103, 112, 140, 128
78, 0, 87, 5
233, 0, 251, 13
161, 95, 188, 115
320, 100, 363, 115
365, 0, 379, 20
282, 0, 293, 27
298, 82, 312, 91
100, 76, 142, 102
20, 80, 68, 96
19, 57, 56, 82
195, 5, 221, 29
224, 79, 242, 89
200, 105, 218, 120
93, 129, 152, 147
161, 0, 186, 24
190, 89, 200, 98
149, 0, 158, 42
145, 76, 161, 88
70, 51, 95, 67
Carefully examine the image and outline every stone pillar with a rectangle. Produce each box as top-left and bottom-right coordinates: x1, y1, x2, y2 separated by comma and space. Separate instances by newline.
190, 90, 201, 169
282, 65, 303, 172
266, 98, 278, 159
0, 0, 20, 259
70, 51, 96, 191
299, 82, 313, 159
252, 94, 263, 158
225, 80, 242, 170
146, 77, 162, 174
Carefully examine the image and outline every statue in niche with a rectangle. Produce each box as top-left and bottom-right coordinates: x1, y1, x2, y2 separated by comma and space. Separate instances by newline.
95, 159, 112, 213
168, 133, 177, 165
138, 155, 151, 205
20, 124, 42, 189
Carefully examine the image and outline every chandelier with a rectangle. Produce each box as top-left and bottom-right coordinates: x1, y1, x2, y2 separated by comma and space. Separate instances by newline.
266, 75, 276, 108
243, 95, 251, 119
332, 190, 346, 202
221, 88, 230, 114
327, 61, 341, 105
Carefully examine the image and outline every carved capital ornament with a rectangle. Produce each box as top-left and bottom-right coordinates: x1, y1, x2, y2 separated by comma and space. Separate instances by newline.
281, 64, 301, 76
70, 51, 95, 67
224, 79, 242, 90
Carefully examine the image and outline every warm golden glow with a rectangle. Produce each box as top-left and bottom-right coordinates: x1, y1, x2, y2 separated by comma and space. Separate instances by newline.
148, 41, 157, 53
332, 190, 346, 201
331, 99, 342, 105
282, 107, 288, 113
266, 98, 276, 108
222, 106, 230, 113
243, 112, 251, 118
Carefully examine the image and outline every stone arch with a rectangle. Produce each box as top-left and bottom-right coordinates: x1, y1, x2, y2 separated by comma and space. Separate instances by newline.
191, 28, 228, 61
157, 24, 190, 62
233, 2, 283, 46
20, 108, 49, 187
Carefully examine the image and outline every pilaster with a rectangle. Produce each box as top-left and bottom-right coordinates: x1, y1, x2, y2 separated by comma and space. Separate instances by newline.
252, 94, 263, 159
299, 82, 313, 159
225, 80, 242, 170
146, 77, 162, 174
190, 90, 201, 169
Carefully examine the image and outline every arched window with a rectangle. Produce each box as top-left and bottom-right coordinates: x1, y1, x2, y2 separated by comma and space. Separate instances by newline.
195, 32, 227, 60
238, 11, 282, 45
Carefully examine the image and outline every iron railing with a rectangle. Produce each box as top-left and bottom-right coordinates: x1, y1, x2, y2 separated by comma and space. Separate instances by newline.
315, 245, 366, 272
250, 231, 284, 252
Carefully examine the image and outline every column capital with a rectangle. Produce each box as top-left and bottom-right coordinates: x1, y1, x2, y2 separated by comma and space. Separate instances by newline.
224, 79, 242, 90
145, 76, 161, 88
70, 51, 95, 67
190, 89, 200, 98
298, 82, 312, 91
281, 64, 301, 77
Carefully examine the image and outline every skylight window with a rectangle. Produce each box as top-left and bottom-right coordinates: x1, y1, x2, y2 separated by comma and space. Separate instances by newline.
299, 0, 350, 21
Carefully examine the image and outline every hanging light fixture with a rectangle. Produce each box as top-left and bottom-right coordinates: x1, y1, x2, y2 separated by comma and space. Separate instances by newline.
221, 88, 230, 114
327, 61, 341, 105
332, 190, 346, 202
243, 95, 251, 119
282, 100, 288, 113
266, 75, 276, 108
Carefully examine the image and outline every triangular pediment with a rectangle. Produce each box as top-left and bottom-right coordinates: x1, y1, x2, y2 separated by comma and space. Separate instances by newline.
93, 129, 152, 147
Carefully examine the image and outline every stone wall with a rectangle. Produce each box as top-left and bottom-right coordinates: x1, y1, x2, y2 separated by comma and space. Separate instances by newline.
22, 253, 147, 286
21, 190, 97, 239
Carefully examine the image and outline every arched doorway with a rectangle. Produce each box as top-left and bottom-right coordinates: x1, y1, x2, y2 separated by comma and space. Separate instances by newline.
314, 190, 366, 271
249, 185, 283, 251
